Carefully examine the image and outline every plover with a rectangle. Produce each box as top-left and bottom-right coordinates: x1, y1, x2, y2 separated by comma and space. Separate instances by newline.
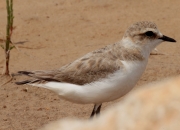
15, 21, 176, 118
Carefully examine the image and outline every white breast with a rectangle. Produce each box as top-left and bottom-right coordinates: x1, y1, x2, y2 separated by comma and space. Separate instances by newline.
80, 60, 148, 104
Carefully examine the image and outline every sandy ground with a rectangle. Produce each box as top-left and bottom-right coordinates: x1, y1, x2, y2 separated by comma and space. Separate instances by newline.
0, 0, 180, 130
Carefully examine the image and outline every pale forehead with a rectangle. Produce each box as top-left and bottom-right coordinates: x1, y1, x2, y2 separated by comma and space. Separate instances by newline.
125, 21, 158, 36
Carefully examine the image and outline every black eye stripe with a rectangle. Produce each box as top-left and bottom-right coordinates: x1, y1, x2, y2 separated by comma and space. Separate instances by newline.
145, 31, 155, 37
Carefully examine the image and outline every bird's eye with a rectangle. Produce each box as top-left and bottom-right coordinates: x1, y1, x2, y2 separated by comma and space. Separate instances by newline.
145, 31, 154, 37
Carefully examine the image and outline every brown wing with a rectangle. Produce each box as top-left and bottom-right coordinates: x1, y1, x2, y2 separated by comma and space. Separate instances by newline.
16, 42, 144, 85
17, 44, 124, 85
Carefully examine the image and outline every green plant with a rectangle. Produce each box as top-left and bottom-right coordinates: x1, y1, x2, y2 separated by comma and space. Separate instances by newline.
1, 0, 14, 75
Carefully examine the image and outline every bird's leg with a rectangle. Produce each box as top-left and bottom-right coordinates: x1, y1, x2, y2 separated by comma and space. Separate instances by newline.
95, 104, 102, 116
90, 104, 96, 118
90, 104, 102, 118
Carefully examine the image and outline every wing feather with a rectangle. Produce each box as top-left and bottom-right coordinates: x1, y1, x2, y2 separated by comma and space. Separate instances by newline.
16, 42, 143, 85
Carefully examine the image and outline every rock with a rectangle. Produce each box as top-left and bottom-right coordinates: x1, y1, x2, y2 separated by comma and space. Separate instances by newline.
39, 76, 180, 130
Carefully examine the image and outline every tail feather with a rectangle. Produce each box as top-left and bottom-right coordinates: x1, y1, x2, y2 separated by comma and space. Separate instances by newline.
15, 79, 40, 85
15, 80, 32, 85
17, 71, 34, 76
15, 71, 36, 85
15, 70, 60, 85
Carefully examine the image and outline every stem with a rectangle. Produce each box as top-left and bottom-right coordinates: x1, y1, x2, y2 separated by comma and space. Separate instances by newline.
6, 0, 10, 52
4, 51, 10, 75
4, 0, 13, 75
10, 0, 13, 37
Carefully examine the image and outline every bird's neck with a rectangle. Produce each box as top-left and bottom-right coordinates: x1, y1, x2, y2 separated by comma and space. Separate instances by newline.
121, 38, 152, 59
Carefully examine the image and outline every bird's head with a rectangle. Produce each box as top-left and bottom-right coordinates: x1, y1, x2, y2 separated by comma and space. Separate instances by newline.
123, 21, 176, 52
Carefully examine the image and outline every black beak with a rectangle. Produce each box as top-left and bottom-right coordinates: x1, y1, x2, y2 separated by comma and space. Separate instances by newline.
159, 35, 176, 42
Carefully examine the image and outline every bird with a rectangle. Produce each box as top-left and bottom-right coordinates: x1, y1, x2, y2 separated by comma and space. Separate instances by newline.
15, 21, 176, 118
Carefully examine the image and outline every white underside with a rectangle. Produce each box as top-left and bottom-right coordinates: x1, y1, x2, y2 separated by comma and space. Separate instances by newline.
30, 59, 148, 104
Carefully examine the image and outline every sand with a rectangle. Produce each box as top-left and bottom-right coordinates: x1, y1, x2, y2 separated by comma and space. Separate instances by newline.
0, 0, 180, 129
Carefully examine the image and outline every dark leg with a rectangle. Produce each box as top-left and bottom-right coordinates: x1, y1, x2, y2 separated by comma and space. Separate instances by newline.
95, 104, 102, 115
90, 105, 96, 118
90, 104, 102, 118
